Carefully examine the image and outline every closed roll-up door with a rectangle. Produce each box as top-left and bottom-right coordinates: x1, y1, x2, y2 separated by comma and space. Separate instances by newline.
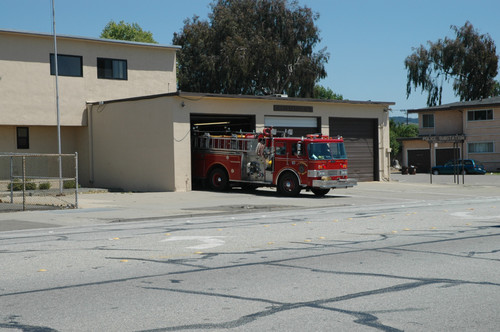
329, 117, 378, 181
407, 149, 430, 173
436, 148, 460, 166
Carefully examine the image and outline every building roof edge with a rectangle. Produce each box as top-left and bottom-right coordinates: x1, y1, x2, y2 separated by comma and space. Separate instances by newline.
408, 96, 500, 113
0, 28, 180, 50
88, 90, 395, 106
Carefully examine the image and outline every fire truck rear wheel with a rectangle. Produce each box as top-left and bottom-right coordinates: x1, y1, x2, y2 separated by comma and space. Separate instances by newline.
208, 167, 229, 191
278, 173, 301, 197
311, 188, 330, 197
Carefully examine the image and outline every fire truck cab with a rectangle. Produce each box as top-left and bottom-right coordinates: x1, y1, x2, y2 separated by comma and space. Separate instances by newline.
192, 128, 357, 197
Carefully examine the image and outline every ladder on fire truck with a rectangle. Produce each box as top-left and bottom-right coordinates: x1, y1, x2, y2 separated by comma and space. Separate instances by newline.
193, 132, 258, 153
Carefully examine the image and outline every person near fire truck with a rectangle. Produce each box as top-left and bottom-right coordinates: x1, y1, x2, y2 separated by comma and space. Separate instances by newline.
256, 137, 272, 171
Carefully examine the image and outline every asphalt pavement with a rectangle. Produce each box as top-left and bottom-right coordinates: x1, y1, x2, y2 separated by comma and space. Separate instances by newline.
0, 172, 499, 232
1, 173, 500, 330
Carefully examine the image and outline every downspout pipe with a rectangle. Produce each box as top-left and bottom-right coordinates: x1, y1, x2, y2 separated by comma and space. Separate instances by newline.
87, 103, 94, 185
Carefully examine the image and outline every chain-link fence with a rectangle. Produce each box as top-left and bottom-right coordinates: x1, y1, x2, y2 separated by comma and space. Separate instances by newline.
0, 153, 79, 211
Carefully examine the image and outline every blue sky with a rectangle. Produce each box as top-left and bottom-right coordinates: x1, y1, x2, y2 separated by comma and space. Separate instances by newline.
2, 0, 500, 117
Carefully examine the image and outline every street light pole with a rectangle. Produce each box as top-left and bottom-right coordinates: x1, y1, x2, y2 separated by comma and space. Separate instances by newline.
52, 0, 63, 194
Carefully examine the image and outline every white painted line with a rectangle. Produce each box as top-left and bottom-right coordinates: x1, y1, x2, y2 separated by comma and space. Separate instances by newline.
451, 211, 500, 220
161, 236, 226, 249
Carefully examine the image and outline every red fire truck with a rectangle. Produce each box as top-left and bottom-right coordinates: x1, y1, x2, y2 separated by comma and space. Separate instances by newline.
192, 128, 357, 197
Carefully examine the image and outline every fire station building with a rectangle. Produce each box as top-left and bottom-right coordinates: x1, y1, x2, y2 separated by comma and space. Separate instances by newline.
1, 29, 394, 192
87, 92, 394, 191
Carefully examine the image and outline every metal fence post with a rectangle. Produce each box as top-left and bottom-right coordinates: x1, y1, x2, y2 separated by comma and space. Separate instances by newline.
22, 155, 26, 211
58, 154, 63, 195
10, 156, 13, 204
75, 152, 79, 209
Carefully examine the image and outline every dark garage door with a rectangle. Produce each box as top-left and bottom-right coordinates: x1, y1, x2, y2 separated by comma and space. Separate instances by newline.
407, 149, 430, 173
436, 148, 460, 166
329, 117, 378, 181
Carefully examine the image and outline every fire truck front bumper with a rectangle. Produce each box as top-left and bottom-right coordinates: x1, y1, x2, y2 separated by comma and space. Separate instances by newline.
311, 178, 357, 189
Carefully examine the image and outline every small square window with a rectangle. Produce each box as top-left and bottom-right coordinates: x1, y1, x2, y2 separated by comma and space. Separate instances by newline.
97, 58, 127, 80
422, 114, 434, 128
17, 127, 29, 149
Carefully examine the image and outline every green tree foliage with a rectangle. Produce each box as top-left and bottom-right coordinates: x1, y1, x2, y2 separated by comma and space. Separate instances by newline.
313, 85, 343, 100
494, 81, 500, 96
390, 119, 418, 158
100, 20, 157, 43
173, 0, 329, 97
405, 21, 498, 106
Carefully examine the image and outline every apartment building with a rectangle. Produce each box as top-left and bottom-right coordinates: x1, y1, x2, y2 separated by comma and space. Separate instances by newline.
400, 97, 500, 172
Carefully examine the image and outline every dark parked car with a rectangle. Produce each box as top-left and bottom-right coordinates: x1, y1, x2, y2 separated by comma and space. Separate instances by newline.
432, 159, 486, 175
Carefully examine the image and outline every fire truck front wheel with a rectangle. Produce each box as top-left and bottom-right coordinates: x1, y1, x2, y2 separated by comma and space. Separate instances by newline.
311, 188, 330, 197
207, 167, 229, 191
277, 172, 301, 197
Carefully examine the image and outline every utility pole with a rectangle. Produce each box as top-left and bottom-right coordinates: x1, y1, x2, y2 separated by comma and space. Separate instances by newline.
52, 0, 63, 194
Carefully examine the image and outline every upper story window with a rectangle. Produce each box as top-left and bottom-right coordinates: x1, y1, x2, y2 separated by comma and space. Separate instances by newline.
422, 114, 434, 128
467, 109, 493, 121
97, 58, 128, 80
50, 54, 83, 77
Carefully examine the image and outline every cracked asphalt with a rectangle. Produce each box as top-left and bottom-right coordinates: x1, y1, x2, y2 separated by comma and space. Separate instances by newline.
0, 176, 499, 331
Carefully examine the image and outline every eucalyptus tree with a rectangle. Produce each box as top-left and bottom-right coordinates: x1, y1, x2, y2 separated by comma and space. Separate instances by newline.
405, 21, 498, 106
313, 85, 343, 100
173, 0, 329, 97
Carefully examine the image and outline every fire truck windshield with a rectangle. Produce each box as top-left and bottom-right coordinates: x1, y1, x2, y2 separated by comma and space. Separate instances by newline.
308, 142, 347, 160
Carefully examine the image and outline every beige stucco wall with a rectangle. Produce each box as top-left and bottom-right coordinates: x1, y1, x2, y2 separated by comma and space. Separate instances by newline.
0, 125, 86, 180
436, 110, 463, 135
418, 110, 463, 136
89, 95, 391, 191
0, 30, 177, 126
88, 98, 180, 191
0, 125, 80, 153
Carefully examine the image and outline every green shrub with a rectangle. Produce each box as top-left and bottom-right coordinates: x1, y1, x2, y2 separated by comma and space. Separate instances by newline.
63, 180, 80, 189
8, 180, 36, 191
8, 181, 22, 191
39, 182, 51, 190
